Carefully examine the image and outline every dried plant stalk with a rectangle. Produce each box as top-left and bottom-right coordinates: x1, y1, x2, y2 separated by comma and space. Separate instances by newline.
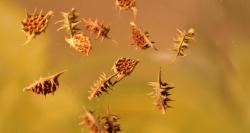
83, 18, 111, 41
65, 33, 92, 56
115, 0, 137, 17
148, 69, 174, 114
23, 70, 66, 96
173, 28, 195, 57
21, 9, 53, 45
112, 57, 139, 78
102, 110, 121, 133
79, 110, 106, 133
88, 73, 117, 100
130, 22, 158, 51
55, 8, 81, 37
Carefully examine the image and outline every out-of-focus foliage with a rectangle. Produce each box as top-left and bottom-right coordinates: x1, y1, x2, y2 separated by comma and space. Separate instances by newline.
0, 0, 250, 133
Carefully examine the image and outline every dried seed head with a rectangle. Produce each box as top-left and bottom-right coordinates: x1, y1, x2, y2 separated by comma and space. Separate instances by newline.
23, 70, 65, 96
173, 28, 195, 57
65, 33, 92, 56
102, 111, 121, 133
83, 18, 111, 41
88, 73, 116, 100
56, 8, 81, 37
115, 0, 137, 17
148, 69, 174, 114
79, 110, 106, 133
130, 22, 158, 51
21, 9, 53, 45
113, 57, 139, 77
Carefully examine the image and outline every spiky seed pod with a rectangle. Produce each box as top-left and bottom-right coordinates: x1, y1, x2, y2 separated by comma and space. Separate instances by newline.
112, 57, 139, 78
23, 71, 65, 96
148, 69, 174, 114
21, 9, 53, 45
55, 8, 81, 37
102, 111, 121, 133
65, 33, 92, 55
88, 73, 117, 100
79, 110, 106, 133
115, 0, 137, 17
83, 18, 111, 41
130, 22, 158, 51
173, 28, 195, 57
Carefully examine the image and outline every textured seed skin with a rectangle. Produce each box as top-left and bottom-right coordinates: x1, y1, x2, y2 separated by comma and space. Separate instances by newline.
113, 57, 139, 76
21, 9, 53, 44
65, 33, 92, 56
23, 71, 65, 96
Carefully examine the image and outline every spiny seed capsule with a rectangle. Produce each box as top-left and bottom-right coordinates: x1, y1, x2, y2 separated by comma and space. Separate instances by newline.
115, 0, 137, 17
83, 18, 111, 41
65, 33, 92, 56
21, 9, 53, 45
173, 28, 195, 57
113, 57, 139, 76
148, 69, 174, 114
130, 22, 157, 51
23, 71, 65, 96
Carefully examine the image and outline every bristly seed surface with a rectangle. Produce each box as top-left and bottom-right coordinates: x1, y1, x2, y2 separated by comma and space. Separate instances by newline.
21, 9, 53, 45
148, 69, 174, 114
130, 22, 158, 51
23, 70, 66, 96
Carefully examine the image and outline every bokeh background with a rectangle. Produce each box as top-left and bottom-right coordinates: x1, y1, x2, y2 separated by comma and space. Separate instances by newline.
1, 0, 250, 133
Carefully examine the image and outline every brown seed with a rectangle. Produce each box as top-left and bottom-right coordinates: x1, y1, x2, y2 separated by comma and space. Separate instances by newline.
130, 22, 158, 51
112, 57, 139, 77
83, 18, 111, 41
21, 9, 53, 45
65, 33, 92, 56
148, 69, 174, 114
115, 0, 137, 17
23, 70, 65, 96
173, 28, 195, 57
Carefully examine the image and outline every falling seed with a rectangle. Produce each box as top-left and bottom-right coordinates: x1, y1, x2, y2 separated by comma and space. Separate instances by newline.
23, 70, 66, 96
112, 57, 139, 78
130, 22, 158, 51
21, 9, 53, 45
83, 18, 112, 41
55, 8, 81, 37
148, 69, 174, 114
115, 0, 137, 17
173, 28, 195, 57
65, 33, 92, 56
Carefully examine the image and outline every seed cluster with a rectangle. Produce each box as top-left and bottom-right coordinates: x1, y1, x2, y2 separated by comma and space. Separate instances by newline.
21, 1, 197, 132
21, 9, 53, 44
23, 71, 65, 96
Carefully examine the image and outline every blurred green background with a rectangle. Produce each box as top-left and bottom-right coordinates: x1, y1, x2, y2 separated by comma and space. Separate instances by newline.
0, 0, 250, 132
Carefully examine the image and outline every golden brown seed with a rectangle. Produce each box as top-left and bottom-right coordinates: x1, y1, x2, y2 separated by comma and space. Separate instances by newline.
83, 18, 111, 41
148, 69, 174, 114
130, 22, 158, 51
21, 9, 53, 45
112, 57, 139, 77
65, 33, 92, 56
115, 0, 137, 17
173, 28, 195, 57
23, 70, 65, 96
